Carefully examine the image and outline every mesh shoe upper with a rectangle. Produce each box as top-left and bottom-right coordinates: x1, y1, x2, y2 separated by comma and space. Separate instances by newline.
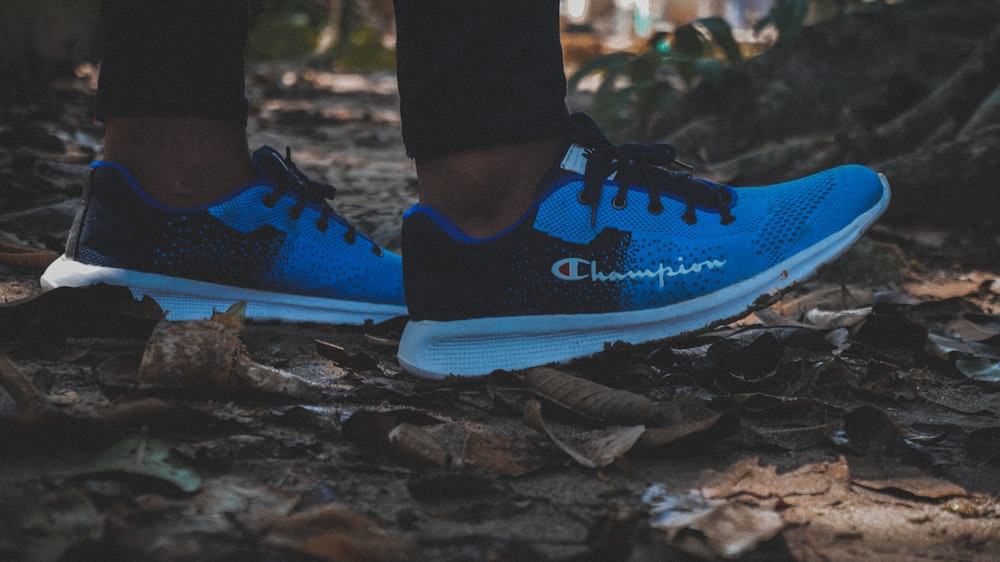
402, 113, 887, 323
54, 146, 404, 314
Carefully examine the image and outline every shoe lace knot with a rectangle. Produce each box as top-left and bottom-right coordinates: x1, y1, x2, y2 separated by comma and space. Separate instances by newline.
266, 147, 382, 256
570, 113, 735, 227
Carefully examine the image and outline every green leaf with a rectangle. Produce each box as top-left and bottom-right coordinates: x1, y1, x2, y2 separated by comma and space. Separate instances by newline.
77, 436, 202, 493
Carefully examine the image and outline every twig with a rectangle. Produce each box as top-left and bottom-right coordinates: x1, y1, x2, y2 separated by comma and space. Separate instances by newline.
0, 354, 48, 415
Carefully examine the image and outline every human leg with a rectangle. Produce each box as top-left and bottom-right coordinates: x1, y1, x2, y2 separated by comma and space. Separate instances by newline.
393, 2, 890, 377
393, 0, 570, 237
42, 0, 407, 324
97, 0, 256, 207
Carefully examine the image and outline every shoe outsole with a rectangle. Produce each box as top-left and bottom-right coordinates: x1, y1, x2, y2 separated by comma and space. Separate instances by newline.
40, 257, 408, 325
398, 174, 891, 379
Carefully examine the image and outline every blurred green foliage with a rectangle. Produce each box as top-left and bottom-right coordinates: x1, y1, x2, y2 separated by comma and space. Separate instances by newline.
568, 0, 906, 138
247, 1, 325, 62
247, 0, 395, 71
568, 16, 742, 139
333, 24, 396, 72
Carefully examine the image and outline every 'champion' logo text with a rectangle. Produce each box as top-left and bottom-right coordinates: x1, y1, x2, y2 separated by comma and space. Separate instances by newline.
551, 257, 726, 288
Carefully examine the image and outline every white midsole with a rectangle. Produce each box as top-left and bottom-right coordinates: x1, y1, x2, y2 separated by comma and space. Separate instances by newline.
40, 257, 407, 325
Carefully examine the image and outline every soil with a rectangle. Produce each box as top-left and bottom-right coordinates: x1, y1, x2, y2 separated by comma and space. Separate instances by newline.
2, 4, 1000, 561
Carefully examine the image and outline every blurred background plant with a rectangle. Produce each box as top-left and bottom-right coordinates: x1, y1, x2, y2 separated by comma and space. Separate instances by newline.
247, 0, 396, 71
567, 16, 745, 139
563, 0, 902, 139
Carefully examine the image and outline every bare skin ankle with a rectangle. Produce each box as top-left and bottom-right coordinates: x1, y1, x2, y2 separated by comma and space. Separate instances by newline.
415, 137, 566, 238
103, 117, 257, 208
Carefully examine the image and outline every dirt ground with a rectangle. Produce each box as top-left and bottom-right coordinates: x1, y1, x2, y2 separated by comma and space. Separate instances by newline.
3, 45, 1000, 562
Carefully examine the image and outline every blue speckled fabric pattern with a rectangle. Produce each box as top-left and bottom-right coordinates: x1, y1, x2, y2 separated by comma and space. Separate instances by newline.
68, 147, 405, 307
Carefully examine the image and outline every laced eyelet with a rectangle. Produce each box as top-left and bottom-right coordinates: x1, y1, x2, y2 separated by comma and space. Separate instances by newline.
371, 245, 383, 257
316, 217, 328, 232
577, 189, 590, 205
344, 229, 356, 244
682, 211, 698, 225
648, 201, 663, 215
262, 195, 279, 208
288, 207, 302, 220
612, 195, 627, 210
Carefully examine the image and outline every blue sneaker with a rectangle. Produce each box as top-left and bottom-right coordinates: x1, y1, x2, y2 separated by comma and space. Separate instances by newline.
41, 146, 407, 324
398, 113, 890, 378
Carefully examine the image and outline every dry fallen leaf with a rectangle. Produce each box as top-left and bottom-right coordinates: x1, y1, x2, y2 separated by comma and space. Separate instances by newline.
636, 414, 727, 449
261, 504, 413, 562
852, 477, 967, 500
523, 367, 652, 425
644, 485, 786, 559
134, 304, 324, 400
0, 240, 60, 270
689, 501, 785, 559
522, 399, 644, 469
388, 422, 451, 468
699, 457, 849, 500
461, 429, 549, 476
138, 314, 241, 388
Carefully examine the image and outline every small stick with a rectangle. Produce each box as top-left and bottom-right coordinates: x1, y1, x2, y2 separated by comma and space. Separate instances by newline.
0, 354, 48, 415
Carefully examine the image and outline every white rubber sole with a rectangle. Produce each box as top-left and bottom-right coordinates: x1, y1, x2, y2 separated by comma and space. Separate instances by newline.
398, 174, 891, 379
40, 257, 408, 325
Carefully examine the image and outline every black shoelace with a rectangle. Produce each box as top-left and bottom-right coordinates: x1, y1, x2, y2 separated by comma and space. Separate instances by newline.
263, 147, 382, 256
570, 113, 735, 227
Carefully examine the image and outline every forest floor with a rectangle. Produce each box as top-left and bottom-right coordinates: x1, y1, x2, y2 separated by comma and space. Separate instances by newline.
2, 7, 1000, 561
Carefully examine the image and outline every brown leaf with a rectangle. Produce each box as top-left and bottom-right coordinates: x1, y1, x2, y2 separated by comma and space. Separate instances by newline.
772, 286, 874, 320
852, 477, 967, 500
700, 457, 850, 500
523, 367, 652, 425
231, 354, 324, 400
137, 317, 240, 387
341, 409, 444, 453
0, 240, 59, 270
741, 421, 841, 451
461, 430, 548, 476
645, 487, 786, 559
637, 414, 727, 449
689, 502, 785, 559
388, 423, 451, 468
261, 504, 412, 562
522, 399, 644, 469
134, 306, 323, 400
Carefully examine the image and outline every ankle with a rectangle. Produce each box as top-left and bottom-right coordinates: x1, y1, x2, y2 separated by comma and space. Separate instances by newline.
103, 117, 256, 207
415, 136, 566, 238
